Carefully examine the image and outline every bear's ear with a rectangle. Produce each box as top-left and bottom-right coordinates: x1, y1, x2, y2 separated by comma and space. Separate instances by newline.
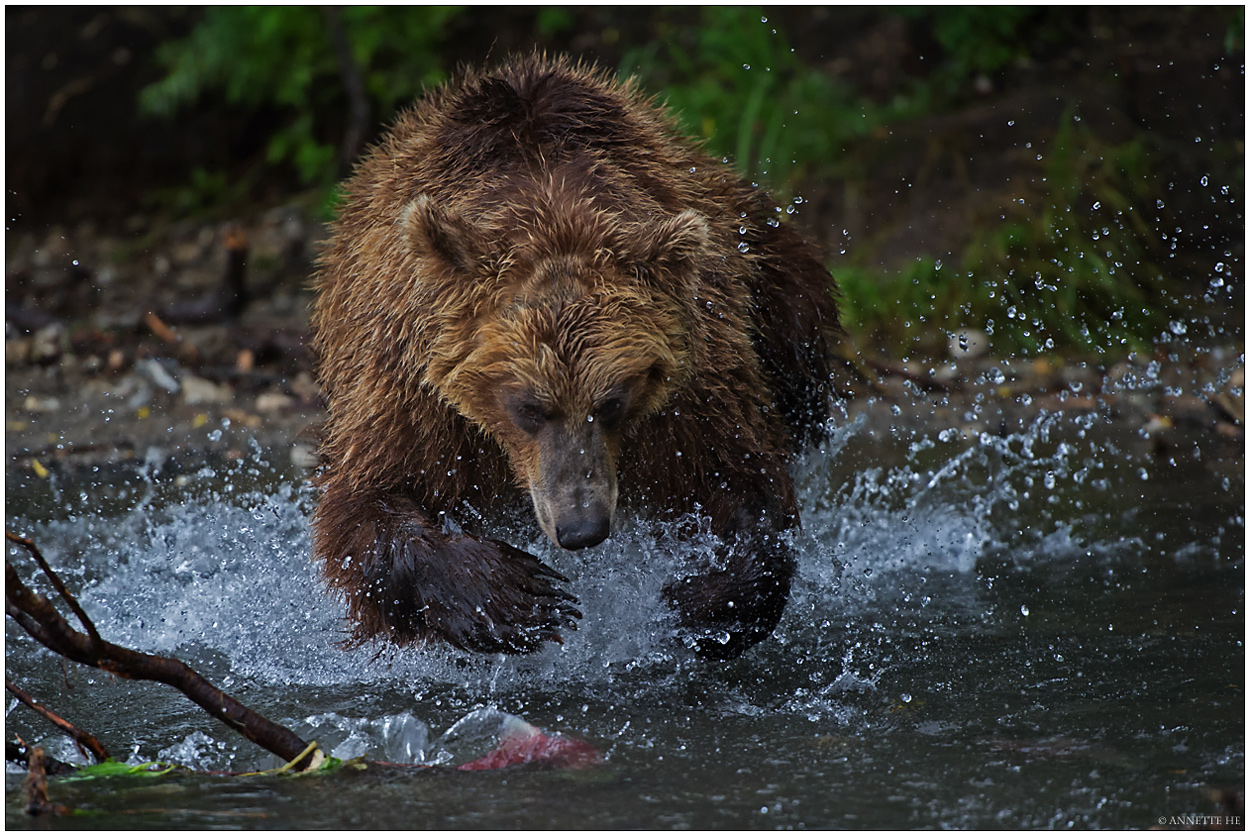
401, 196, 483, 274
628, 209, 710, 279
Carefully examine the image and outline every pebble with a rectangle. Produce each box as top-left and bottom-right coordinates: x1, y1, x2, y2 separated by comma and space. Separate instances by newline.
137, 358, 181, 393
255, 391, 295, 413
32, 323, 66, 363
181, 374, 234, 406
948, 328, 989, 360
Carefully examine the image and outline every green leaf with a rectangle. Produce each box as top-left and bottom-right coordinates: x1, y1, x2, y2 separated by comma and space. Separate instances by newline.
60, 760, 181, 782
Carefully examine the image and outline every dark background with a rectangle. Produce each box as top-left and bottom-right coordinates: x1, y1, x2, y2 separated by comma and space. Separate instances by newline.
4, 7, 1244, 358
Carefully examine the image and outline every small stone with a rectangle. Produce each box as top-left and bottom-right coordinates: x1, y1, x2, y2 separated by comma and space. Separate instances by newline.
6, 338, 31, 366
23, 395, 62, 412
290, 439, 321, 469
32, 323, 66, 363
181, 374, 234, 405
948, 328, 989, 360
290, 371, 321, 401
255, 391, 295, 413
137, 358, 181, 393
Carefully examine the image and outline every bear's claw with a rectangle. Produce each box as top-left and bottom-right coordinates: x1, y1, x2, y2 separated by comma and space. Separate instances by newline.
429, 536, 582, 655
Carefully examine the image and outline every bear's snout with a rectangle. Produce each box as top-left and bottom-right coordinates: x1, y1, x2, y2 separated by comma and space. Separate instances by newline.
554, 510, 611, 551
535, 487, 615, 551
529, 423, 618, 551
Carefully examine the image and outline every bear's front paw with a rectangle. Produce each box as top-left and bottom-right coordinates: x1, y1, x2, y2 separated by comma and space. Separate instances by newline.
662, 546, 793, 660
663, 574, 766, 660
424, 536, 582, 655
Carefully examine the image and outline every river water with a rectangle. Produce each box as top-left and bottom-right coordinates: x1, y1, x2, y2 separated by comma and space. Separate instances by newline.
4, 388, 1244, 828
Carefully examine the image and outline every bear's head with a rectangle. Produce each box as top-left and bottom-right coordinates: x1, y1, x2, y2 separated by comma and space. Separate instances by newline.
402, 192, 709, 550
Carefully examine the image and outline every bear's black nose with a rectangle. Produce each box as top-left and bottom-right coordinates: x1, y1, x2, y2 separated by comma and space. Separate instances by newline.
556, 516, 610, 550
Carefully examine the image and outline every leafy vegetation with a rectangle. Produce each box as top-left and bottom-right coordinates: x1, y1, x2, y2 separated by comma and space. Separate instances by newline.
135, 6, 1238, 356
622, 8, 855, 195
623, 7, 1187, 355
60, 760, 175, 780
141, 7, 462, 187
837, 123, 1172, 355
902, 6, 1047, 86
621, 7, 1059, 197
961, 120, 1168, 354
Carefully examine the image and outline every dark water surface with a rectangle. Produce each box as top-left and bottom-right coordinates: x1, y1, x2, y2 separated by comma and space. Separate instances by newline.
5, 403, 1243, 829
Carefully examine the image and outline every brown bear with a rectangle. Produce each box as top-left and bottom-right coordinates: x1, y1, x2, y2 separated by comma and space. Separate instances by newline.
310, 53, 839, 659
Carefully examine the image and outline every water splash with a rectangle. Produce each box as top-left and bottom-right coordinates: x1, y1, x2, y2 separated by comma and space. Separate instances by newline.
6, 400, 1219, 760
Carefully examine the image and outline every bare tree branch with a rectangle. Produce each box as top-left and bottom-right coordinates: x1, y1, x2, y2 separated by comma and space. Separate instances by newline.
6, 534, 322, 771
5, 678, 110, 763
6, 532, 99, 643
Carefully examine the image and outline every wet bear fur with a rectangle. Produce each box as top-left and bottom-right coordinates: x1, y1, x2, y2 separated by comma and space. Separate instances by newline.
310, 54, 839, 659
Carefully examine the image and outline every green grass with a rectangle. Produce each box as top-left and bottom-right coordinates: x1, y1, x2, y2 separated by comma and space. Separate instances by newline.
835, 121, 1173, 357
623, 7, 903, 199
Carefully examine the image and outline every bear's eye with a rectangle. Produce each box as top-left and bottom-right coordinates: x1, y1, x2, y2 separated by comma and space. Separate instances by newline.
593, 396, 626, 427
506, 396, 552, 434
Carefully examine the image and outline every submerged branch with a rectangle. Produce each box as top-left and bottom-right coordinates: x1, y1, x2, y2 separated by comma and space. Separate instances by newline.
5, 533, 320, 771
5, 678, 110, 763
7, 738, 79, 776
22, 746, 72, 818
5, 532, 600, 780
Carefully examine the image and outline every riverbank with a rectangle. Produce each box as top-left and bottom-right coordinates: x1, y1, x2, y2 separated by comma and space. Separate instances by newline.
5, 213, 1242, 491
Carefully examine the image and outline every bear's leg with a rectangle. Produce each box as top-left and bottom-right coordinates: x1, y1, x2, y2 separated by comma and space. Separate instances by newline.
662, 511, 797, 660
314, 484, 581, 654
